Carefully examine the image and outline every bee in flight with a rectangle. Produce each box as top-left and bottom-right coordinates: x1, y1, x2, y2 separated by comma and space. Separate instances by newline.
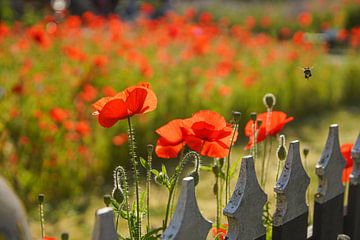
300, 66, 313, 80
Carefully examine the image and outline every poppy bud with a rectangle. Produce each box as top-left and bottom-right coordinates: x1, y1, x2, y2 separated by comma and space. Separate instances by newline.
147, 144, 154, 154
155, 172, 165, 185
218, 158, 225, 168
213, 182, 218, 195
277, 135, 287, 161
303, 148, 310, 158
250, 112, 257, 122
212, 165, 220, 175
188, 171, 199, 186
263, 93, 276, 109
112, 188, 124, 205
38, 194, 45, 204
232, 111, 241, 124
103, 194, 111, 207
61, 233, 69, 240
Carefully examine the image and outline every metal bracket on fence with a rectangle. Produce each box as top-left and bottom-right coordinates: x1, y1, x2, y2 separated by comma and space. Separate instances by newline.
162, 177, 212, 240
92, 207, 118, 240
272, 140, 310, 240
350, 133, 360, 185
223, 155, 267, 240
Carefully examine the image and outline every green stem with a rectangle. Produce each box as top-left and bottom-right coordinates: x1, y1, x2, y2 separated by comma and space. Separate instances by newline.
163, 186, 176, 231
127, 117, 141, 240
146, 150, 152, 232
39, 203, 45, 238
225, 123, 239, 204
216, 171, 220, 230
263, 137, 273, 188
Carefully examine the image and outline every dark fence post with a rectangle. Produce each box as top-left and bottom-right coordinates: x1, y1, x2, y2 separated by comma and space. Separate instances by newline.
272, 140, 310, 240
223, 155, 267, 240
344, 133, 360, 240
313, 124, 346, 240
92, 207, 118, 240
162, 177, 212, 240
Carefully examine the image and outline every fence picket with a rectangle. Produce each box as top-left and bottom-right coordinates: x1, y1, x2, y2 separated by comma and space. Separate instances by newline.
162, 177, 212, 240
312, 124, 346, 240
92, 207, 118, 240
223, 155, 267, 240
272, 140, 310, 240
0, 176, 31, 240
344, 133, 360, 240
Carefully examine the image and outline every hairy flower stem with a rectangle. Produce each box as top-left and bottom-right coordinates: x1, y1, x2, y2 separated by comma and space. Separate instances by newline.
216, 175, 220, 230
163, 151, 201, 231
114, 167, 132, 239
127, 117, 141, 240
261, 109, 272, 188
225, 123, 239, 204
252, 121, 257, 160
39, 202, 45, 238
146, 146, 153, 232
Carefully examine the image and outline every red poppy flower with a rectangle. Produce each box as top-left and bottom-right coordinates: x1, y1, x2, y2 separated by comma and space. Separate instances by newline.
50, 108, 69, 123
92, 82, 157, 128
112, 133, 128, 146
211, 223, 228, 240
43, 237, 57, 240
341, 143, 354, 183
155, 119, 189, 159
184, 110, 236, 158
244, 111, 294, 150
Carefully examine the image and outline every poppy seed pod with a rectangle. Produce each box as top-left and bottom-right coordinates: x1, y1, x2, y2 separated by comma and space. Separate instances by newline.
103, 194, 111, 207
303, 148, 310, 157
147, 144, 154, 154
232, 111, 241, 124
38, 194, 45, 204
112, 188, 124, 205
263, 93, 276, 109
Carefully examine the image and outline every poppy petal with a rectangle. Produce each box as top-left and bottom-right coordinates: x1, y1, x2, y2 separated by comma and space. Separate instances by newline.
184, 135, 204, 153
125, 88, 147, 115
201, 141, 229, 158
92, 96, 113, 111
191, 110, 227, 130
156, 119, 184, 144
155, 138, 184, 159
98, 99, 128, 128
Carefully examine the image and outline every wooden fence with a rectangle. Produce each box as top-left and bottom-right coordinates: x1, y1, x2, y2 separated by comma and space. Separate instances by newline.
92, 124, 360, 240
0, 124, 359, 239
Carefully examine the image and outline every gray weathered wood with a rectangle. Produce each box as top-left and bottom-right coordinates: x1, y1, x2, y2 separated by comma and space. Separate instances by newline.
315, 124, 346, 204
0, 176, 31, 240
92, 207, 118, 240
223, 155, 267, 240
162, 177, 212, 240
313, 124, 346, 240
273, 140, 310, 226
351, 133, 360, 185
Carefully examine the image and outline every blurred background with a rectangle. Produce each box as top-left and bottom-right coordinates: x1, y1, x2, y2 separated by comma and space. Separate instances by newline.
0, 0, 360, 238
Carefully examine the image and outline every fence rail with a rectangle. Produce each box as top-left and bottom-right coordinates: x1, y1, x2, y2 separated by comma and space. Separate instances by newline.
0, 124, 359, 240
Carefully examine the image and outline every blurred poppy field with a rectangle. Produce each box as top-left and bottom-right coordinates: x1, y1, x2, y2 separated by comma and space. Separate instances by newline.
0, 0, 360, 238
